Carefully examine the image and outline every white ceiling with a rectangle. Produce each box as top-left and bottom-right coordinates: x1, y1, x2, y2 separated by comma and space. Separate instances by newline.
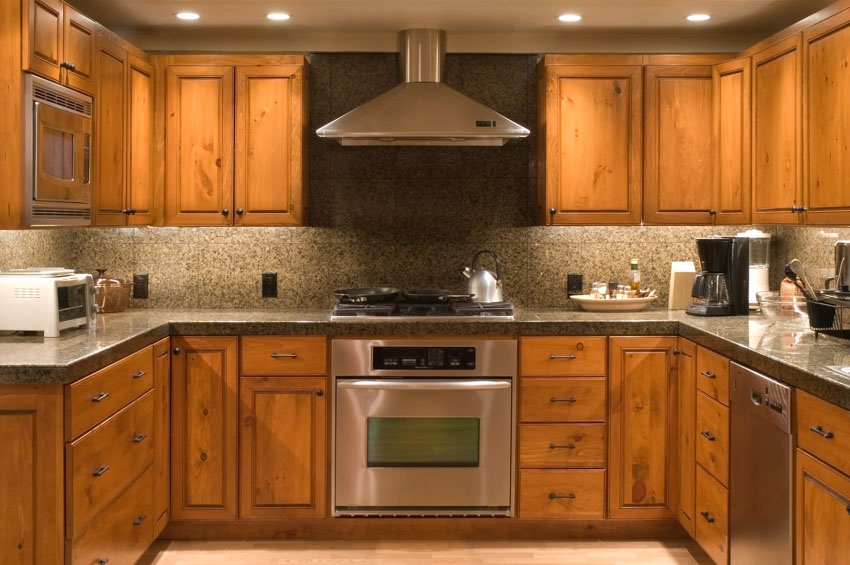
68, 0, 834, 53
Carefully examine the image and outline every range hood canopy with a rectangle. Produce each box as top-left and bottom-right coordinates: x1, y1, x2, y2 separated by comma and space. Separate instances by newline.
315, 29, 530, 146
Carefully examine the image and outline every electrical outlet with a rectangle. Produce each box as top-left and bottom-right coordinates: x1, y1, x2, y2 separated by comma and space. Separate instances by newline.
262, 273, 278, 298
133, 274, 149, 299
567, 273, 583, 297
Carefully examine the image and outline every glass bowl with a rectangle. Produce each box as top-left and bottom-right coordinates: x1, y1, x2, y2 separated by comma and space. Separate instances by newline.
756, 291, 808, 326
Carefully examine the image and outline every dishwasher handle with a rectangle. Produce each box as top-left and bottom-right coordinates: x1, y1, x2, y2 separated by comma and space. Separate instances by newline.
337, 379, 510, 392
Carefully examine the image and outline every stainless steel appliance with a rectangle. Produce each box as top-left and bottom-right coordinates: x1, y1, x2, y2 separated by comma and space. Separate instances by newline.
332, 338, 517, 516
730, 363, 792, 565
462, 250, 504, 303
826, 240, 850, 292
0, 268, 96, 337
686, 236, 749, 316
25, 73, 93, 226
330, 287, 513, 319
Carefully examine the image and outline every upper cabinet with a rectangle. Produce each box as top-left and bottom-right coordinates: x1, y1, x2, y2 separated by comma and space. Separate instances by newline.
537, 56, 643, 225
713, 58, 752, 225
158, 55, 308, 227
23, 0, 95, 95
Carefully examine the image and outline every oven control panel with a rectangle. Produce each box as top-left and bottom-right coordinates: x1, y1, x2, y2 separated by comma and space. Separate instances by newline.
373, 346, 476, 370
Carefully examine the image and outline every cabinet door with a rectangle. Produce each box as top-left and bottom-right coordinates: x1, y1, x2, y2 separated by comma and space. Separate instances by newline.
804, 11, 850, 225
752, 35, 803, 224
127, 54, 155, 225
234, 65, 306, 226
539, 64, 642, 225
152, 337, 170, 537
93, 39, 127, 226
62, 5, 95, 95
795, 450, 850, 565
165, 65, 234, 226
643, 65, 714, 225
240, 377, 327, 519
171, 337, 238, 520
713, 58, 752, 225
24, 0, 63, 82
676, 338, 697, 538
608, 336, 678, 519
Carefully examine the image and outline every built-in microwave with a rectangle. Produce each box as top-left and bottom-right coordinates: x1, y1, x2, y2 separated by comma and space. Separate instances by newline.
24, 73, 93, 226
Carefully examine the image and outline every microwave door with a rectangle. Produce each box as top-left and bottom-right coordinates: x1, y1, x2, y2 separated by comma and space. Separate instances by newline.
34, 102, 92, 203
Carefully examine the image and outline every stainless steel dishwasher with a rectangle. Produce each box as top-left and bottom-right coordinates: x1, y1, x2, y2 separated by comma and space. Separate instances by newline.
730, 363, 793, 565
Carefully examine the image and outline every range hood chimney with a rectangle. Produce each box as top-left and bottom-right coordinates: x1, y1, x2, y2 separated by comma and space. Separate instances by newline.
315, 29, 530, 146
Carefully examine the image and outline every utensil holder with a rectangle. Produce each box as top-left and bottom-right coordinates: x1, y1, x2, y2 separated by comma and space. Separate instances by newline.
806, 299, 850, 341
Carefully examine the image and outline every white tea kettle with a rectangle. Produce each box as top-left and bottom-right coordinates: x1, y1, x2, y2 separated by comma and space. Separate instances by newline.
462, 250, 504, 303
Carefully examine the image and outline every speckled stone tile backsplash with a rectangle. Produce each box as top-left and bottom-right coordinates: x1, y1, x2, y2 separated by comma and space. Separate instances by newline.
0, 53, 820, 309
772, 226, 850, 289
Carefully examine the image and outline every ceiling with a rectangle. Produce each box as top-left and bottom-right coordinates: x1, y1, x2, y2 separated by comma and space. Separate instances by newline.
69, 0, 834, 53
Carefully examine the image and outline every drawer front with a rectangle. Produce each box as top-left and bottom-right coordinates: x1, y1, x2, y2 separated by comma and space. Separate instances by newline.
520, 377, 606, 422
695, 465, 729, 565
518, 469, 605, 520
69, 465, 155, 565
520, 337, 607, 376
68, 346, 154, 439
696, 392, 730, 486
696, 346, 729, 406
519, 424, 605, 468
797, 390, 850, 474
67, 391, 154, 537
241, 336, 327, 376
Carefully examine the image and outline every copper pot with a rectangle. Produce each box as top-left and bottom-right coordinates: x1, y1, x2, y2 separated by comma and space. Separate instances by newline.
93, 269, 133, 313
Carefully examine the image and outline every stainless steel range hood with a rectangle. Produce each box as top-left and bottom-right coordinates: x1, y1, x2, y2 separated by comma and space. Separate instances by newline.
316, 29, 530, 146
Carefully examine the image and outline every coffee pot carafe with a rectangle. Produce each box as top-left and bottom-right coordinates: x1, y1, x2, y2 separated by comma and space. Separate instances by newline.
462, 250, 503, 303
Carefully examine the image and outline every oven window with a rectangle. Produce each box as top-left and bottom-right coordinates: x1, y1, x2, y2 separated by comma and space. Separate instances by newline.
367, 417, 480, 467
42, 127, 76, 181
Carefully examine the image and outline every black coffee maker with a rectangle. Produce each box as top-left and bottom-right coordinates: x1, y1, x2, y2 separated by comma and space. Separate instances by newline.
686, 237, 749, 316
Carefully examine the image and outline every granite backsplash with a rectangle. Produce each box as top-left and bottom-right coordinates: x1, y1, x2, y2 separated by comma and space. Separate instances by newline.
0, 54, 836, 310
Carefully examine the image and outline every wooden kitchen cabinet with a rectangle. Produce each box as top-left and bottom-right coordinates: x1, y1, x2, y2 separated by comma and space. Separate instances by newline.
608, 336, 678, 519
712, 58, 751, 225
675, 338, 697, 538
537, 56, 643, 225
171, 336, 238, 520
695, 464, 729, 565
796, 449, 850, 565
153, 337, 171, 536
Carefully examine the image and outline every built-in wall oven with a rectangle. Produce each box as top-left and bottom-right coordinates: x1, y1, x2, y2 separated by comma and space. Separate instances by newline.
332, 338, 517, 516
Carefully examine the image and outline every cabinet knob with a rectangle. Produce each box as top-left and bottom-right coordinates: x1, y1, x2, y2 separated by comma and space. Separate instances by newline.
173, 347, 181, 355
236, 208, 244, 216
129, 208, 136, 215
708, 209, 717, 216
798, 205, 807, 213
549, 208, 556, 216
60, 61, 70, 69
133, 514, 147, 526
98, 559, 109, 565
316, 389, 324, 397
700, 511, 716, 524
68, 62, 76, 72
222, 208, 229, 216
122, 208, 132, 215
791, 206, 800, 213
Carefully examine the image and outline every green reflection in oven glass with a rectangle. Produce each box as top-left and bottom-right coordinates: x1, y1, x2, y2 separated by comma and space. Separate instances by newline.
367, 417, 480, 467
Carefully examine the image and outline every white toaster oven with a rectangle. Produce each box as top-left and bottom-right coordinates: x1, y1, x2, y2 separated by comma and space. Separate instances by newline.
0, 271, 96, 337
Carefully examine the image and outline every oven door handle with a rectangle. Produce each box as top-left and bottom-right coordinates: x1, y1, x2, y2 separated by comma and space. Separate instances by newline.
337, 379, 511, 391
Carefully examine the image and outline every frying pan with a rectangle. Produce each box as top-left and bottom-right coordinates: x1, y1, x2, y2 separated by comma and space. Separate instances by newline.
401, 289, 475, 303
333, 287, 400, 304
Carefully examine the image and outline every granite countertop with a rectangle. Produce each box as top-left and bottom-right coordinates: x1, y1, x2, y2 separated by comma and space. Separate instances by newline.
1, 308, 849, 411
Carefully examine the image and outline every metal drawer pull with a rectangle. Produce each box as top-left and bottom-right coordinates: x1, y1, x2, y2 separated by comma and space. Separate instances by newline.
132, 433, 148, 444
549, 354, 577, 360
548, 492, 576, 500
271, 353, 298, 359
93, 465, 110, 477
810, 425, 834, 439
673, 348, 693, 358
91, 392, 109, 403
550, 397, 577, 403
132, 370, 146, 379
700, 511, 715, 523
700, 371, 717, 379
98, 559, 109, 565
701, 431, 716, 442
133, 514, 147, 526
549, 443, 576, 450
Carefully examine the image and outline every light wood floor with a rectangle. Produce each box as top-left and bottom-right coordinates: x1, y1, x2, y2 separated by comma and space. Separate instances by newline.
139, 539, 714, 564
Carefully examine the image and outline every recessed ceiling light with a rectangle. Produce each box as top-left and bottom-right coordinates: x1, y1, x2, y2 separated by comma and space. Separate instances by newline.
267, 12, 291, 21
686, 14, 711, 22
176, 12, 200, 21
558, 14, 582, 23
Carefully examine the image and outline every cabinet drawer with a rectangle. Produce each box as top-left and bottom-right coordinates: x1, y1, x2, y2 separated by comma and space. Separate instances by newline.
69, 464, 155, 565
696, 392, 729, 487
520, 337, 606, 376
518, 469, 605, 519
67, 391, 154, 538
68, 345, 153, 440
696, 346, 729, 406
519, 424, 605, 468
520, 378, 606, 422
797, 390, 850, 474
695, 465, 729, 565
241, 336, 327, 376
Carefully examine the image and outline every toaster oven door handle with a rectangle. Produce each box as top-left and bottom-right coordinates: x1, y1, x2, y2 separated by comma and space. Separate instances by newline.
337, 380, 510, 392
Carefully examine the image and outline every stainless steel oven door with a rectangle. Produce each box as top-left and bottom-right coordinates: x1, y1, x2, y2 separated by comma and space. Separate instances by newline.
334, 377, 513, 516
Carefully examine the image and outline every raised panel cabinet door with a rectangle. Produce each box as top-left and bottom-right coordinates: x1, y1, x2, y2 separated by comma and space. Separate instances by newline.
608, 336, 678, 519
239, 376, 327, 519
234, 65, 306, 226
24, 0, 63, 82
796, 449, 850, 565
171, 336, 238, 520
804, 11, 850, 225
127, 54, 155, 225
152, 337, 170, 537
643, 65, 714, 225
713, 57, 752, 225
93, 39, 128, 226
676, 338, 697, 538
752, 35, 803, 224
539, 64, 642, 225
62, 5, 95, 95
165, 65, 235, 226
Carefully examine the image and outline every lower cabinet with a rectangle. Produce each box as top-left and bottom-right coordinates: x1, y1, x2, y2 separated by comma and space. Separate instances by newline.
796, 450, 850, 564
153, 338, 171, 536
675, 338, 697, 536
695, 465, 729, 564
518, 469, 606, 519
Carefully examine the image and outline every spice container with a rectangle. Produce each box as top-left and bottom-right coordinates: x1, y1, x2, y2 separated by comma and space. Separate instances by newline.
93, 269, 133, 313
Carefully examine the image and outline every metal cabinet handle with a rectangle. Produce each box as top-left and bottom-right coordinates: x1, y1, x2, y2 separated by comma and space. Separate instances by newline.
133, 514, 147, 526
98, 559, 109, 565
316, 389, 324, 397
673, 348, 693, 358
708, 209, 717, 216
700, 370, 717, 379
549, 354, 577, 360
68, 62, 76, 71
132, 370, 146, 379
810, 425, 834, 439
222, 208, 229, 216
173, 347, 181, 355
93, 465, 110, 477
122, 208, 132, 215
92, 392, 109, 403
549, 443, 576, 450
550, 397, 577, 403
549, 208, 556, 216
236, 208, 244, 216
132, 433, 148, 444
700, 511, 715, 523
271, 353, 298, 358
548, 492, 576, 500
798, 206, 807, 213
701, 431, 716, 442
